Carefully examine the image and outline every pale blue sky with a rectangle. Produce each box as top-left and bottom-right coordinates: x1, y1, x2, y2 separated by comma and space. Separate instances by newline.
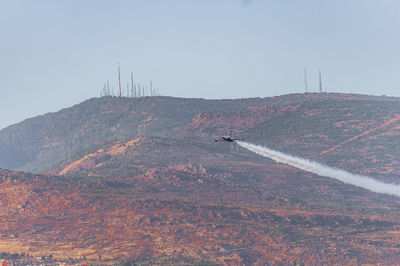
1, 0, 400, 130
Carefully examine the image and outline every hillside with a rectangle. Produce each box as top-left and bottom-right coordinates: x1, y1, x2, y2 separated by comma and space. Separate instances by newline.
181, 94, 400, 182
2, 93, 400, 264
0, 96, 276, 173
1, 93, 398, 173
2, 138, 400, 264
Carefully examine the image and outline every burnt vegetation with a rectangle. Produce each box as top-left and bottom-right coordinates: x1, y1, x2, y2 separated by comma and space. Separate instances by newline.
1, 93, 400, 264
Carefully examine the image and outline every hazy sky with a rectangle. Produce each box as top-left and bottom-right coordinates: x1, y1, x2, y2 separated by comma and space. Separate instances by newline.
1, 0, 400, 130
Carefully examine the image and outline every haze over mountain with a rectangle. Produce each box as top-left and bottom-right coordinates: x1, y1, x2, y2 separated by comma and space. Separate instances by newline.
1, 93, 400, 264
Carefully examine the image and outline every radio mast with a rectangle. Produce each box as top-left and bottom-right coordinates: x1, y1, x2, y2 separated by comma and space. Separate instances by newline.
304, 69, 308, 94
131, 72, 134, 98
117, 62, 121, 97
319, 70, 323, 93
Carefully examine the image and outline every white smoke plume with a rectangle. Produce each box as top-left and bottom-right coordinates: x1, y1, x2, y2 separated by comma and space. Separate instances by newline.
237, 141, 400, 197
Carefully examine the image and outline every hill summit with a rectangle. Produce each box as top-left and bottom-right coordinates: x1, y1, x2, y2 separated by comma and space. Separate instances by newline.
1, 93, 399, 174
0, 96, 270, 172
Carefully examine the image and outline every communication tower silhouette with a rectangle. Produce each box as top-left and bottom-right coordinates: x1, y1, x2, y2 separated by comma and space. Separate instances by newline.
304, 69, 309, 94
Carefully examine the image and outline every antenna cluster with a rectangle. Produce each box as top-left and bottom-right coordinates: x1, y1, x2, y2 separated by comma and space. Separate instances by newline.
303, 69, 327, 94
100, 62, 160, 98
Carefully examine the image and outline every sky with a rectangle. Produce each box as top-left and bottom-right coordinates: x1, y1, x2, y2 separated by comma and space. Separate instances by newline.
1, 0, 400, 130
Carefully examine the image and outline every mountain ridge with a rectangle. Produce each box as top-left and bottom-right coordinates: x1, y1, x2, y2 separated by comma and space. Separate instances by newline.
1, 93, 398, 173
0, 95, 276, 172
2, 93, 400, 263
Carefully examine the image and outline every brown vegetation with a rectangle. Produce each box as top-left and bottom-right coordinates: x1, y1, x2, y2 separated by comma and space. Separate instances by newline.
1, 93, 400, 264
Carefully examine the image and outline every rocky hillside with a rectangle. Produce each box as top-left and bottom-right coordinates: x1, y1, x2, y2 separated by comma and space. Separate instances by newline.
2, 93, 400, 264
2, 142, 400, 265
1, 93, 398, 174
0, 96, 276, 173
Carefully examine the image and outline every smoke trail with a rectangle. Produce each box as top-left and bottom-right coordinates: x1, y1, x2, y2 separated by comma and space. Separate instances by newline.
237, 141, 400, 197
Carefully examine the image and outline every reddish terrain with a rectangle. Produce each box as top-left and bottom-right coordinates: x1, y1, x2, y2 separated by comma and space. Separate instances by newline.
2, 165, 400, 265
1, 93, 400, 264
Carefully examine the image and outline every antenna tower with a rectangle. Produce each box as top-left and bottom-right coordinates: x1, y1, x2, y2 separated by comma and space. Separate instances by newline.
117, 62, 121, 97
304, 69, 308, 94
150, 80, 153, 96
131, 72, 134, 97
319, 70, 323, 93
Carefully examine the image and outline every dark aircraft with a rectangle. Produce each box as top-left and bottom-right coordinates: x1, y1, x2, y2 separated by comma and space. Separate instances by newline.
214, 132, 244, 142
